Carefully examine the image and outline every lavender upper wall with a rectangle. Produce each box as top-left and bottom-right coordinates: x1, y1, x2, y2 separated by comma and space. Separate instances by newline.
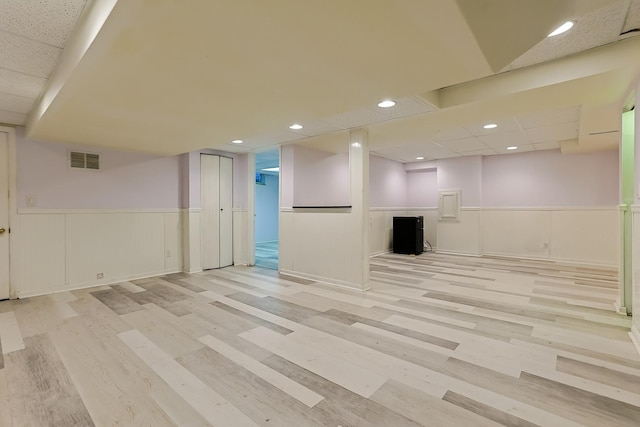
17, 130, 181, 209
482, 149, 619, 207
437, 156, 483, 207
369, 155, 407, 207
292, 145, 350, 206
407, 170, 437, 207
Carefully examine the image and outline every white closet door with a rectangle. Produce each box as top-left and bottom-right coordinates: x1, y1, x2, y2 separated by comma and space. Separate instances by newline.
201, 154, 221, 269
219, 156, 233, 267
0, 132, 9, 299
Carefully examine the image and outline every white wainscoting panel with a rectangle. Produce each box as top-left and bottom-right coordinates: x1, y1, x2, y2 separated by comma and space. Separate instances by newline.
182, 209, 202, 274
66, 213, 165, 287
280, 208, 367, 289
483, 210, 551, 259
369, 209, 403, 256
233, 209, 249, 266
17, 214, 66, 296
16, 210, 182, 297
279, 209, 294, 272
436, 208, 481, 255
550, 209, 618, 266
164, 212, 182, 272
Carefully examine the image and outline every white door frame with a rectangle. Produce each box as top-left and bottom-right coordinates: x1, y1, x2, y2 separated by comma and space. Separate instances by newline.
1, 126, 18, 299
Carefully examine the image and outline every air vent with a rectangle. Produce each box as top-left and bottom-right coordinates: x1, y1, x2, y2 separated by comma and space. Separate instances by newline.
69, 151, 100, 170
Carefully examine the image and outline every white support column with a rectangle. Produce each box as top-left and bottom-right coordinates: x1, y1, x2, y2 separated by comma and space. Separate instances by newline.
349, 128, 370, 290
631, 85, 640, 352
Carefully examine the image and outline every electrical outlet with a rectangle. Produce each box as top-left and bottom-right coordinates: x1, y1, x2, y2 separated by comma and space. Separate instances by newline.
542, 241, 549, 249
166, 249, 172, 258
96, 273, 104, 279
26, 195, 37, 208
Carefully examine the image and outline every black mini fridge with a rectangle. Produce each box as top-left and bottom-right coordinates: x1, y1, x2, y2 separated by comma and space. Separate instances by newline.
393, 216, 424, 255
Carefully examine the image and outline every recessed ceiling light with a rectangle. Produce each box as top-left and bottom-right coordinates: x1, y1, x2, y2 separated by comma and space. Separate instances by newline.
507, 146, 518, 150
377, 100, 396, 108
262, 167, 279, 172
416, 156, 425, 160
483, 123, 498, 129
289, 124, 303, 130
548, 21, 574, 37
231, 139, 243, 144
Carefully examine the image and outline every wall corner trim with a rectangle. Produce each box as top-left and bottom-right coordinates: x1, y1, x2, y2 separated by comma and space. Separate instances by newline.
630, 326, 640, 357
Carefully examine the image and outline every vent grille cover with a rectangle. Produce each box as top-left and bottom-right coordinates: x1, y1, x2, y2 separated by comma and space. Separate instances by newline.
69, 151, 100, 170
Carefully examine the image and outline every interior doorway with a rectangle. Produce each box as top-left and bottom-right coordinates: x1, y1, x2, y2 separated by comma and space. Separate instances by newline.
255, 149, 279, 270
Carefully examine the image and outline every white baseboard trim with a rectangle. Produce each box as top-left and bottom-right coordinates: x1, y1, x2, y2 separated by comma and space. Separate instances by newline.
279, 269, 371, 292
482, 251, 617, 269
614, 302, 628, 316
435, 250, 482, 257
630, 326, 640, 357
184, 268, 203, 274
16, 269, 182, 299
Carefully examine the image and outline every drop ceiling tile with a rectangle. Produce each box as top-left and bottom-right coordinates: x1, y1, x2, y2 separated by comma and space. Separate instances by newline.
0, 68, 46, 98
461, 148, 497, 156
533, 141, 561, 150
0, 92, 35, 114
437, 137, 488, 152
524, 122, 578, 143
516, 106, 581, 129
288, 120, 342, 137
465, 117, 521, 136
504, 1, 627, 71
0, 109, 27, 125
494, 144, 535, 155
0, 0, 87, 47
478, 130, 530, 148
622, 0, 640, 33
433, 126, 472, 141
246, 130, 303, 146
0, 30, 61, 77
379, 96, 438, 119
324, 107, 390, 130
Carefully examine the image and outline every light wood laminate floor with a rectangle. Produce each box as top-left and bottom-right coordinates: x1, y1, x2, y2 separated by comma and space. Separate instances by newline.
1, 253, 639, 426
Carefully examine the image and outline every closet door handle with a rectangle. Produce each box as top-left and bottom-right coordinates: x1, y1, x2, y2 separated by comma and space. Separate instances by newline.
0, 228, 5, 234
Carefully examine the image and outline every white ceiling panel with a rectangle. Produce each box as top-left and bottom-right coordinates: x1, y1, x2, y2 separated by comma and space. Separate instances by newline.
524, 122, 579, 143
465, 117, 521, 136
478, 130, 530, 148
0, 109, 27, 125
0, 68, 47, 98
494, 144, 536, 155
433, 126, 473, 141
288, 120, 343, 138
516, 106, 581, 129
622, 0, 640, 33
0, 31, 61, 77
504, 1, 629, 71
438, 137, 488, 152
0, 92, 34, 114
378, 96, 438, 119
460, 148, 498, 156
0, 0, 87, 47
324, 107, 391, 130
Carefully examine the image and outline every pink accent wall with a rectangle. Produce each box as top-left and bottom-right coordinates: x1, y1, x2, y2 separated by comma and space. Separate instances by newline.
437, 156, 482, 207
292, 145, 350, 206
482, 149, 619, 207
17, 132, 181, 209
369, 155, 407, 207
407, 170, 437, 207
